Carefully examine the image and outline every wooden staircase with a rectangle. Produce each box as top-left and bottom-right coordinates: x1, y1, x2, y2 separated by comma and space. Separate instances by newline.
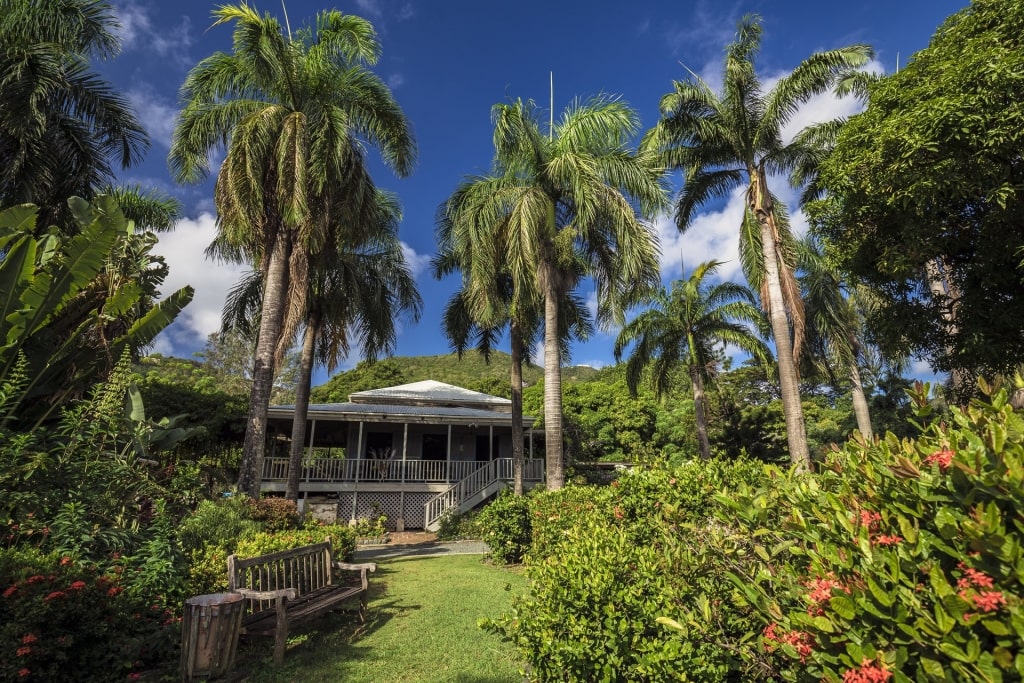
423, 458, 542, 531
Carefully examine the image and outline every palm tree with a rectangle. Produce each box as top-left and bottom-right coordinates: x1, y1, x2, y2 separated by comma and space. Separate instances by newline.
0, 0, 148, 226
283, 192, 420, 502
222, 192, 421, 503
441, 97, 666, 490
644, 15, 871, 469
614, 260, 770, 460
169, 5, 414, 497
797, 235, 875, 440
433, 232, 592, 495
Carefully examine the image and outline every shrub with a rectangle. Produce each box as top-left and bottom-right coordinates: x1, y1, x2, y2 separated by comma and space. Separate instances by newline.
178, 496, 258, 555
484, 459, 774, 681
435, 509, 481, 541
477, 490, 532, 565
0, 547, 178, 682
350, 514, 388, 540
720, 382, 1024, 682
248, 497, 300, 531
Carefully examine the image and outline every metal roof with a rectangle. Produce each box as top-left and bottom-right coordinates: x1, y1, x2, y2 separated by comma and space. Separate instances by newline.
348, 380, 511, 408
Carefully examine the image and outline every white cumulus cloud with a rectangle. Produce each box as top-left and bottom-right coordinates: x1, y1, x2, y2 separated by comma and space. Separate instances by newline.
151, 213, 248, 356
400, 242, 430, 278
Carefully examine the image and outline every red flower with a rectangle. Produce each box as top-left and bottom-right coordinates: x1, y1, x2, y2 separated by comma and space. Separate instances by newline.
21, 634, 37, 644
26, 575, 44, 584
3, 585, 17, 598
874, 535, 903, 546
108, 586, 123, 597
44, 590, 65, 601
18, 669, 30, 678
16, 646, 32, 656
971, 591, 1006, 612
613, 506, 624, 520
69, 581, 86, 591
923, 449, 954, 472
60, 556, 72, 566
843, 659, 892, 683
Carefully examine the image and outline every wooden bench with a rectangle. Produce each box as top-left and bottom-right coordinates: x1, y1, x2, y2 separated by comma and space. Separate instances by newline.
227, 539, 375, 663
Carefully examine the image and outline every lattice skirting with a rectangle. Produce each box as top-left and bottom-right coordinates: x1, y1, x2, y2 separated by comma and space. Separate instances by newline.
327, 492, 434, 530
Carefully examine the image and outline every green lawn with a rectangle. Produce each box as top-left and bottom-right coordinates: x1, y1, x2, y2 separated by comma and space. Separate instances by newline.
240, 554, 526, 683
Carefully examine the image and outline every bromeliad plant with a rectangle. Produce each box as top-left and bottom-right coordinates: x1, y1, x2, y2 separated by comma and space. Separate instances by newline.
718, 381, 1023, 682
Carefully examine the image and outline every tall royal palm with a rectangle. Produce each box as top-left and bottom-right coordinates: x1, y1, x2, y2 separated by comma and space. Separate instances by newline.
170, 5, 415, 496
434, 215, 592, 494
644, 16, 871, 468
446, 97, 666, 490
614, 260, 770, 461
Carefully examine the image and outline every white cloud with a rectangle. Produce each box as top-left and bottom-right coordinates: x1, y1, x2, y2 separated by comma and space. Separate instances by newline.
354, 0, 383, 18
113, 1, 192, 63
532, 340, 545, 369
400, 242, 430, 279
387, 73, 405, 90
127, 90, 179, 149
397, 3, 415, 21
151, 213, 248, 355
655, 186, 747, 284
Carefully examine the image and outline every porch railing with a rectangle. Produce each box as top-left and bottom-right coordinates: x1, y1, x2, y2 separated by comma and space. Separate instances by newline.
260, 457, 528, 484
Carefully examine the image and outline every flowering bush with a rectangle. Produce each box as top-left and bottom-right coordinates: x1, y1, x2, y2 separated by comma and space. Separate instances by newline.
720, 382, 1023, 681
0, 547, 178, 681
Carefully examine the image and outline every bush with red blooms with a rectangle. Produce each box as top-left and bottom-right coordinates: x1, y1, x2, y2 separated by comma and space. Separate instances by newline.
0, 547, 178, 682
723, 382, 1022, 681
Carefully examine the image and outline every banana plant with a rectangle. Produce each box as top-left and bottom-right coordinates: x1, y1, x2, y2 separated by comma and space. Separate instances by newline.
0, 196, 193, 425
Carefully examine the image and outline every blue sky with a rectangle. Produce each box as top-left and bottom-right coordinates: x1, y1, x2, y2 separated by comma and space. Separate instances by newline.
98, 0, 967, 384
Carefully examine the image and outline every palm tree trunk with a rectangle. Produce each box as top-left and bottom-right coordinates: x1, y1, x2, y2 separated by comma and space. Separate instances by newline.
239, 234, 290, 497
689, 365, 712, 461
542, 277, 564, 491
510, 319, 524, 496
759, 218, 810, 469
848, 359, 873, 440
285, 311, 320, 502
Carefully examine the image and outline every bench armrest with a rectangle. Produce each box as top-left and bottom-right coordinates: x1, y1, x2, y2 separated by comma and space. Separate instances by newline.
233, 587, 297, 601
333, 561, 376, 592
333, 561, 377, 573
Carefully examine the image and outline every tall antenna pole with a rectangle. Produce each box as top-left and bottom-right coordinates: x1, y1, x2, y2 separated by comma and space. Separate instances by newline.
549, 71, 554, 141
895, 52, 900, 73
281, 0, 293, 40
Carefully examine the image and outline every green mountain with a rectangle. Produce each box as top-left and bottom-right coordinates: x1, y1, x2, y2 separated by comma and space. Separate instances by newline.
309, 352, 600, 403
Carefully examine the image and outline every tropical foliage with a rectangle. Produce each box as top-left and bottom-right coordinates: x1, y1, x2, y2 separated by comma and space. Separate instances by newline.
814, 0, 1024, 394
442, 95, 666, 489
615, 260, 770, 460
0, 198, 192, 424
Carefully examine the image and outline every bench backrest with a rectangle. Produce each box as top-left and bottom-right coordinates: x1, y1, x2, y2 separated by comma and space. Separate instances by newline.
228, 540, 335, 612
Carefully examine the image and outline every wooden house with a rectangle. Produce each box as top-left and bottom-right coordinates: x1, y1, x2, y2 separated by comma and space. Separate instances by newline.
260, 381, 543, 530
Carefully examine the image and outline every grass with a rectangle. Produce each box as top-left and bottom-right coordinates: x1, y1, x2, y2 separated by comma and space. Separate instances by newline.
239, 554, 526, 683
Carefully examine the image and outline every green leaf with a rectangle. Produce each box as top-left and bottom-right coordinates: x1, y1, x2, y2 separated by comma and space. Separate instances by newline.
830, 595, 856, 620
920, 656, 946, 680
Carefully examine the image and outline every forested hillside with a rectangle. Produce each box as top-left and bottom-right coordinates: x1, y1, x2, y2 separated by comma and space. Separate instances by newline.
309, 353, 600, 402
